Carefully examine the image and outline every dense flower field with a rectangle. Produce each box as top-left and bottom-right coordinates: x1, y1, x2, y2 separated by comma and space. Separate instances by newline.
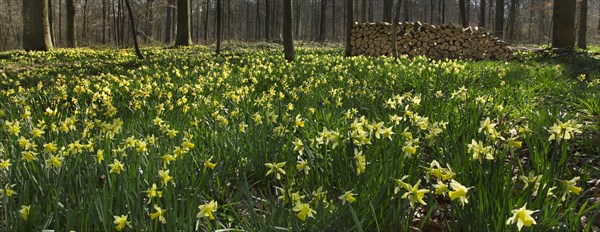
0, 46, 598, 231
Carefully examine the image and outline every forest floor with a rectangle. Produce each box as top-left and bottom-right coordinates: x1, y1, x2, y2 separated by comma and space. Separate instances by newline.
0, 45, 599, 231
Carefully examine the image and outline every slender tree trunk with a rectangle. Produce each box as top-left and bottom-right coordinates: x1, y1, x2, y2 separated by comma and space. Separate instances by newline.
83, 0, 88, 44
255, 0, 260, 40
58, 0, 62, 44
103, 0, 107, 44
459, 0, 468, 27
551, 0, 576, 50
577, 0, 588, 49
466, 0, 470, 24
175, 0, 192, 46
368, 0, 373, 21
383, 0, 393, 22
295, 0, 301, 38
441, 0, 445, 23
246, 0, 250, 40
345, 0, 353, 56
113, 0, 117, 44
205, 0, 211, 42
265, 0, 270, 40
392, 0, 401, 58
22, 0, 53, 51
66, 0, 76, 47
216, 0, 222, 54
165, 0, 174, 43
227, 0, 231, 39
506, 0, 519, 41
124, 0, 143, 59
332, 0, 336, 39
146, 0, 155, 43
404, 0, 409, 21
283, 0, 294, 61
361, 0, 366, 22
319, 0, 326, 41
48, 0, 54, 46
495, 0, 504, 38
479, 0, 486, 27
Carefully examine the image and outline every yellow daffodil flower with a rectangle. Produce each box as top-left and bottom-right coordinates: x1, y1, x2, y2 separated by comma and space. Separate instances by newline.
400, 179, 430, 209
293, 202, 316, 221
197, 200, 218, 220
265, 161, 286, 180
113, 214, 131, 231
339, 190, 356, 205
150, 204, 167, 224
506, 203, 538, 231
449, 180, 472, 208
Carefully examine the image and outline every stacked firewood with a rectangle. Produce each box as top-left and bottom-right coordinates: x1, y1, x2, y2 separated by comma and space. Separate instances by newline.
350, 22, 516, 60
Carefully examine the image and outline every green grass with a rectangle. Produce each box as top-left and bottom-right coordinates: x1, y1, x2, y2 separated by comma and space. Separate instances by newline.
0, 45, 598, 231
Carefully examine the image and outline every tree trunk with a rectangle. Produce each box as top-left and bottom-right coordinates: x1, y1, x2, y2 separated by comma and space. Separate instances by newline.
506, 0, 519, 41
165, 0, 174, 43
103, 0, 107, 44
216, 0, 222, 54
577, 0, 587, 49
295, 0, 301, 38
345, 0, 353, 56
392, 0, 401, 58
361, 0, 366, 22
246, 0, 251, 40
48, 0, 54, 46
227, 0, 231, 39
205, 0, 211, 42
175, 0, 192, 46
66, 0, 76, 47
283, 0, 294, 61
459, 0, 468, 27
404, 0, 409, 21
83, 0, 88, 43
124, 0, 143, 59
495, 0, 504, 38
551, 0, 576, 50
22, 0, 53, 51
265, 0, 270, 40
255, 0, 260, 40
368, 0, 373, 21
441, 0, 445, 23
146, 0, 155, 43
479, 0, 486, 27
319, 0, 326, 41
332, 0, 336, 39
383, 0, 393, 22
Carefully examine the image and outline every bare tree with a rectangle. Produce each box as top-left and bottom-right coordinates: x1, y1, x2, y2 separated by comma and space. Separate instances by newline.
383, 0, 393, 22
319, 0, 326, 41
124, 0, 143, 59
495, 0, 504, 38
361, 0, 366, 22
66, 0, 76, 47
577, 0, 587, 49
216, 0, 222, 53
23, 0, 53, 51
392, 0, 402, 58
175, 0, 192, 46
265, 0, 270, 40
283, 0, 294, 61
551, 0, 576, 50
165, 0, 174, 43
345, 0, 353, 56
459, 0, 468, 27
479, 0, 486, 27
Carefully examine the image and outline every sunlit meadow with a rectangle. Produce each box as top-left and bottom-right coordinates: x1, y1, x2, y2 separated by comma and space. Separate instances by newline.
0, 45, 599, 231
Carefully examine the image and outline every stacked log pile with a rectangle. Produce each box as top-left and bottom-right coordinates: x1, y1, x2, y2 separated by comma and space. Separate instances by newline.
350, 22, 516, 60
